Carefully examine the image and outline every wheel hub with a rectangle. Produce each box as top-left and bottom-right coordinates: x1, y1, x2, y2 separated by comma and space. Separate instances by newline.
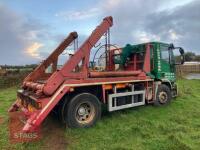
76, 102, 95, 124
78, 107, 86, 115
159, 91, 168, 103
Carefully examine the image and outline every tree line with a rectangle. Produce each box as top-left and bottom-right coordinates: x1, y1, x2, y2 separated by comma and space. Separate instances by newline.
0, 64, 37, 69
175, 52, 200, 62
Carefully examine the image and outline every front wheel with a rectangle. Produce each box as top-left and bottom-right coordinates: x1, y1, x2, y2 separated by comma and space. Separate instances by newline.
154, 84, 172, 106
64, 93, 101, 128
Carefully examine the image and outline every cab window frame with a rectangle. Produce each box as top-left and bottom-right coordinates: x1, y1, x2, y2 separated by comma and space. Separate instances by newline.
160, 44, 170, 63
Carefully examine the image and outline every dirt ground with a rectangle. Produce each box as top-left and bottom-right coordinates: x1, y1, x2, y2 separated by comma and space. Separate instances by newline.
8, 112, 69, 149
0, 116, 3, 125
40, 114, 69, 150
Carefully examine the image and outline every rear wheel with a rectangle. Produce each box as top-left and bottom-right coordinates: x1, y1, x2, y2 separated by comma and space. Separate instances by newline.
64, 93, 101, 128
154, 84, 172, 106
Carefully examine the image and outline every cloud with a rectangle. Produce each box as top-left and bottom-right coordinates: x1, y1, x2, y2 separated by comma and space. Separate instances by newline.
102, 0, 122, 10
97, 0, 168, 45
54, 0, 199, 55
0, 0, 199, 66
168, 29, 180, 41
55, 8, 101, 21
144, 0, 200, 52
134, 31, 161, 43
52, 0, 199, 54
98, 0, 199, 53
26, 42, 44, 59
0, 4, 53, 65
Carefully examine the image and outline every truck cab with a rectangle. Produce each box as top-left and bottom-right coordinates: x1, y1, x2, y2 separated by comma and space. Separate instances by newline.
150, 42, 184, 82
114, 42, 184, 97
150, 42, 184, 97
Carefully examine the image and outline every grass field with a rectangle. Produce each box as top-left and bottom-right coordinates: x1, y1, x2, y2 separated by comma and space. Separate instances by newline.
0, 79, 200, 150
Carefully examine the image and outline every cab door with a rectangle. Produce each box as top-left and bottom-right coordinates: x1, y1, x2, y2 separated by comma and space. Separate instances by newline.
160, 44, 175, 81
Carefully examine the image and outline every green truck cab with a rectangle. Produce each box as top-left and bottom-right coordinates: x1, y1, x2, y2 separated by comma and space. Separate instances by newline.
115, 42, 185, 98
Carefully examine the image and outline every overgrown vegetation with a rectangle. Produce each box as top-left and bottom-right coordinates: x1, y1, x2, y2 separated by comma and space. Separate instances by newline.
0, 65, 35, 89
0, 73, 28, 89
0, 69, 31, 89
175, 52, 200, 62
0, 79, 200, 150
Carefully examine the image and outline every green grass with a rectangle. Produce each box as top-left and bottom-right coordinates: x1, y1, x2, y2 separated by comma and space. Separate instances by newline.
0, 79, 200, 150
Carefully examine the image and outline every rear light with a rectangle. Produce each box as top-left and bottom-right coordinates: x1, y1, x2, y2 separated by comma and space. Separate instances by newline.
28, 104, 36, 112
19, 98, 42, 110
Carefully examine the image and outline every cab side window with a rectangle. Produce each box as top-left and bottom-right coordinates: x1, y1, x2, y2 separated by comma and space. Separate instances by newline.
161, 46, 169, 63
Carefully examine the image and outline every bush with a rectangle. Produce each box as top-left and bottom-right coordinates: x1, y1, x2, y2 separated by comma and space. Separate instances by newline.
0, 72, 30, 89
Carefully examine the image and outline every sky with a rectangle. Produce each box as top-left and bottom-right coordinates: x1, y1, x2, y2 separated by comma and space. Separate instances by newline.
0, 0, 199, 65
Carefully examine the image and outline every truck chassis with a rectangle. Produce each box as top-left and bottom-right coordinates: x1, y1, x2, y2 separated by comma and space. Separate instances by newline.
9, 16, 176, 132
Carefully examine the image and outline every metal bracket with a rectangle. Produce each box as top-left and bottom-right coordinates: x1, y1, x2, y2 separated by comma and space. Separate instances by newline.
108, 84, 145, 111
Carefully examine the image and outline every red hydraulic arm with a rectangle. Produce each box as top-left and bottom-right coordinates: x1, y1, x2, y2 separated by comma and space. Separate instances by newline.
23, 32, 78, 83
42, 16, 113, 96
17, 16, 113, 132
9, 16, 151, 133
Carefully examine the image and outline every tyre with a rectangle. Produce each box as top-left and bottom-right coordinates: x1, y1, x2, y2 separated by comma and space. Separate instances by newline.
154, 84, 172, 106
64, 93, 101, 128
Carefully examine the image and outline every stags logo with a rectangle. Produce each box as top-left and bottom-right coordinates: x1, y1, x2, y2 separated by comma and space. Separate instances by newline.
9, 112, 41, 143
13, 132, 38, 139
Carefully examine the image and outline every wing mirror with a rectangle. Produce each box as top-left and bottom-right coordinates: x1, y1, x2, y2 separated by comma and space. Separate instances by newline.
178, 47, 185, 64
169, 44, 185, 65
179, 47, 184, 55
